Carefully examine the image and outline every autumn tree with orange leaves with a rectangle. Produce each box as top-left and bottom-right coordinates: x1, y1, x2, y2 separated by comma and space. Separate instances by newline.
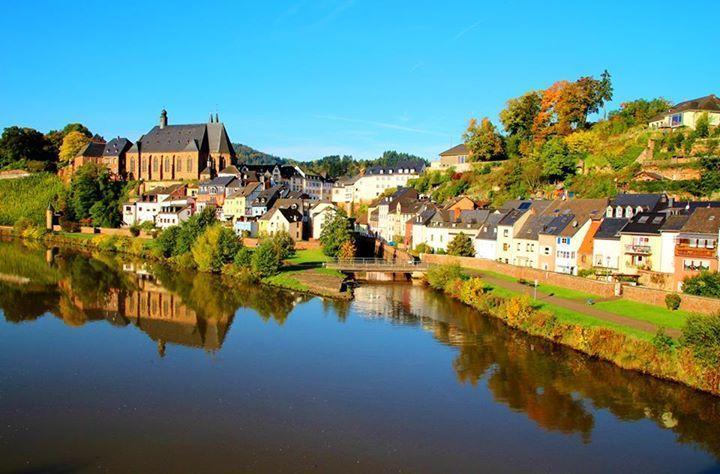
463, 117, 505, 162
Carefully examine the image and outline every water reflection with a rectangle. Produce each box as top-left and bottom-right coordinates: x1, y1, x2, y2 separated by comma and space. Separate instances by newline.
1, 239, 720, 463
354, 284, 720, 458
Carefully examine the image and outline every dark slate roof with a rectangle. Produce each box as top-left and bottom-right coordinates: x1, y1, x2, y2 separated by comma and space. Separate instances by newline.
680, 208, 720, 235
609, 193, 665, 210
219, 165, 240, 175
278, 207, 304, 222
439, 144, 468, 156
517, 213, 557, 240
594, 218, 628, 240
201, 176, 237, 187
541, 214, 575, 236
365, 160, 426, 175
139, 124, 208, 153
660, 214, 690, 232
77, 141, 105, 158
102, 137, 131, 157
475, 211, 508, 240
413, 207, 438, 226
206, 122, 235, 156
621, 212, 667, 235
459, 209, 490, 224
498, 208, 527, 226
667, 94, 720, 114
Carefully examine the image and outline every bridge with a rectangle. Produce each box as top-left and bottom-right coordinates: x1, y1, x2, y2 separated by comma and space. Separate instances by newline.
324, 258, 429, 273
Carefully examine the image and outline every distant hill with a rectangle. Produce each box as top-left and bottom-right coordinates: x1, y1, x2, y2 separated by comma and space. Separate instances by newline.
233, 143, 287, 165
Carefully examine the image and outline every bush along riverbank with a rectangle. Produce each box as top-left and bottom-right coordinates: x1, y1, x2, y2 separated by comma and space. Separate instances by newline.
425, 264, 720, 397
2, 211, 351, 300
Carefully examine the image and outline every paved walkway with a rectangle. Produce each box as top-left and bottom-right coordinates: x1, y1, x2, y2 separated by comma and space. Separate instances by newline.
479, 273, 680, 338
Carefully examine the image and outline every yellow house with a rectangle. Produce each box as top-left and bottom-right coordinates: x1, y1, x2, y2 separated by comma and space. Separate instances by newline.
222, 182, 263, 221
649, 94, 720, 130
258, 206, 304, 241
618, 212, 667, 274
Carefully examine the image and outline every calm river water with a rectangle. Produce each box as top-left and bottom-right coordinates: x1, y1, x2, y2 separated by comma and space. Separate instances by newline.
1, 240, 720, 472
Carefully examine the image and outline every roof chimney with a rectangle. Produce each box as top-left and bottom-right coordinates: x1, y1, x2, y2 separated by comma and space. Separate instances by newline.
160, 109, 168, 129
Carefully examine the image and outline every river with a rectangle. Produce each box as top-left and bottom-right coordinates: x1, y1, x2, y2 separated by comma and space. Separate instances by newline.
1, 239, 719, 473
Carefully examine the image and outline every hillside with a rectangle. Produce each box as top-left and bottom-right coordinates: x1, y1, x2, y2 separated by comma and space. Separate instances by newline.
233, 143, 287, 165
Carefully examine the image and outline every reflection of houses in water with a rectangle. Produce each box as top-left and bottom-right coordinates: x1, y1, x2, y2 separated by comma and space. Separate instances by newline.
57, 266, 232, 354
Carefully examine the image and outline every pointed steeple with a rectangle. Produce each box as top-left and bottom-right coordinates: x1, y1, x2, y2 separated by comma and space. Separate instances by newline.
215, 113, 219, 123
209, 113, 213, 123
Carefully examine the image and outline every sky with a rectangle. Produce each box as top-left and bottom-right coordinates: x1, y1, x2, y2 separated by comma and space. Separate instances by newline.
1, 0, 719, 161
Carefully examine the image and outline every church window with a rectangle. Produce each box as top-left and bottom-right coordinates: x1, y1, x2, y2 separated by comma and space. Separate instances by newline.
187, 158, 193, 171
153, 157, 158, 172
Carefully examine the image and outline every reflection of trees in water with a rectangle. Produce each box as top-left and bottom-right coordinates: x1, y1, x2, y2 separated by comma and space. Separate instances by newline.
0, 283, 59, 323
355, 284, 720, 458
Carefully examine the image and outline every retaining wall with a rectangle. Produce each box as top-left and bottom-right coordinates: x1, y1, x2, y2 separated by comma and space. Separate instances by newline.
623, 285, 720, 314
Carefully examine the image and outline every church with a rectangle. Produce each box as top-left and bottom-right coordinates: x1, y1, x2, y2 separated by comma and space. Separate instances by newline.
125, 110, 236, 181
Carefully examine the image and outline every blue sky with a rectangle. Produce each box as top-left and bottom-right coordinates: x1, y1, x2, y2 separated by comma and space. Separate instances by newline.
1, 0, 718, 161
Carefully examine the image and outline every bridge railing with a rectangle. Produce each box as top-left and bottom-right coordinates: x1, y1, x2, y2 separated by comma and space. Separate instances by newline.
324, 257, 427, 270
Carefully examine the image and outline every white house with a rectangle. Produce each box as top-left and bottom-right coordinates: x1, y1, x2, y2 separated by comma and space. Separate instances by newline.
331, 161, 425, 204
309, 201, 337, 240
648, 94, 720, 130
592, 218, 627, 272
473, 212, 506, 260
155, 203, 193, 229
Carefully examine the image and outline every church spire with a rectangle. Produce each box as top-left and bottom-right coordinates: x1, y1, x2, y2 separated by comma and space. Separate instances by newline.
215, 113, 219, 123
209, 113, 213, 123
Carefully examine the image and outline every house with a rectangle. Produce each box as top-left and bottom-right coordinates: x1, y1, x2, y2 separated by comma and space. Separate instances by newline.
258, 207, 304, 241
496, 201, 552, 265
673, 208, 720, 291
124, 110, 235, 181
250, 186, 285, 217
155, 203, 193, 229
410, 206, 438, 251
618, 212, 668, 274
442, 196, 477, 221
424, 209, 490, 254
309, 201, 337, 240
198, 175, 241, 199
649, 94, 720, 130
122, 184, 187, 226
239, 164, 332, 200
331, 161, 425, 204
592, 218, 628, 272
222, 182, 263, 221
536, 199, 607, 274
606, 193, 667, 220
73, 137, 132, 179
659, 214, 691, 274
577, 220, 601, 271
373, 188, 421, 243
430, 144, 472, 172
473, 211, 508, 260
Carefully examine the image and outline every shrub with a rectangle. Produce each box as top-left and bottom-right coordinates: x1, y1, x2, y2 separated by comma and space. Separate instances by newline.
129, 224, 141, 237
156, 225, 181, 258
173, 207, 217, 256
222, 264, 259, 284
270, 231, 295, 260
681, 312, 720, 366
191, 224, 242, 273
59, 216, 80, 233
234, 247, 254, 267
426, 264, 464, 291
458, 277, 489, 306
13, 217, 35, 235
93, 234, 118, 252
682, 271, 720, 299
447, 232, 475, 257
665, 293, 681, 311
414, 242, 432, 255
651, 326, 674, 353
252, 240, 282, 277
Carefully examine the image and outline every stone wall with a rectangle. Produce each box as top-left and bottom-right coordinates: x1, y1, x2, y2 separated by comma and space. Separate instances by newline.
241, 238, 320, 250
622, 285, 720, 314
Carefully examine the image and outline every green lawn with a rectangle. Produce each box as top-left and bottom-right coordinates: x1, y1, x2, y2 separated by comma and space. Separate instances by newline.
263, 272, 309, 291
287, 248, 331, 265
594, 299, 690, 330
57, 232, 96, 240
485, 283, 653, 340
535, 283, 600, 301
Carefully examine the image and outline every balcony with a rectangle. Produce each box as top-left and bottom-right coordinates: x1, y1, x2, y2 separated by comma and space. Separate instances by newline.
675, 244, 717, 259
625, 244, 652, 255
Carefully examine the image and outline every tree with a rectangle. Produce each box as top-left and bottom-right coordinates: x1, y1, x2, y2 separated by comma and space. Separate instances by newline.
540, 137, 577, 182
173, 207, 217, 255
320, 210, 352, 257
66, 163, 123, 226
156, 225, 181, 258
695, 112, 711, 138
463, 118, 505, 162
598, 70, 614, 119
252, 239, 282, 276
0, 126, 56, 170
447, 233, 475, 257
59, 131, 90, 164
270, 231, 295, 260
337, 239, 356, 261
499, 91, 542, 140
234, 247, 254, 267
191, 224, 242, 272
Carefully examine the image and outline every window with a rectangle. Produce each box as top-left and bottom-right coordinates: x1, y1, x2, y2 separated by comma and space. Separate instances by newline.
177, 158, 182, 172
544, 247, 550, 255
153, 158, 159, 172
187, 158, 193, 171
503, 229, 509, 237
164, 157, 170, 172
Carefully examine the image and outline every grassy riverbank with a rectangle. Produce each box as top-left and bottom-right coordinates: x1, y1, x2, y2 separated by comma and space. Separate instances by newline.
3, 229, 350, 300
425, 264, 720, 397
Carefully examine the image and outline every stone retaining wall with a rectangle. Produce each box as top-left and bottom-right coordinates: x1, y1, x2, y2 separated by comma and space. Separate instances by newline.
623, 285, 720, 314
